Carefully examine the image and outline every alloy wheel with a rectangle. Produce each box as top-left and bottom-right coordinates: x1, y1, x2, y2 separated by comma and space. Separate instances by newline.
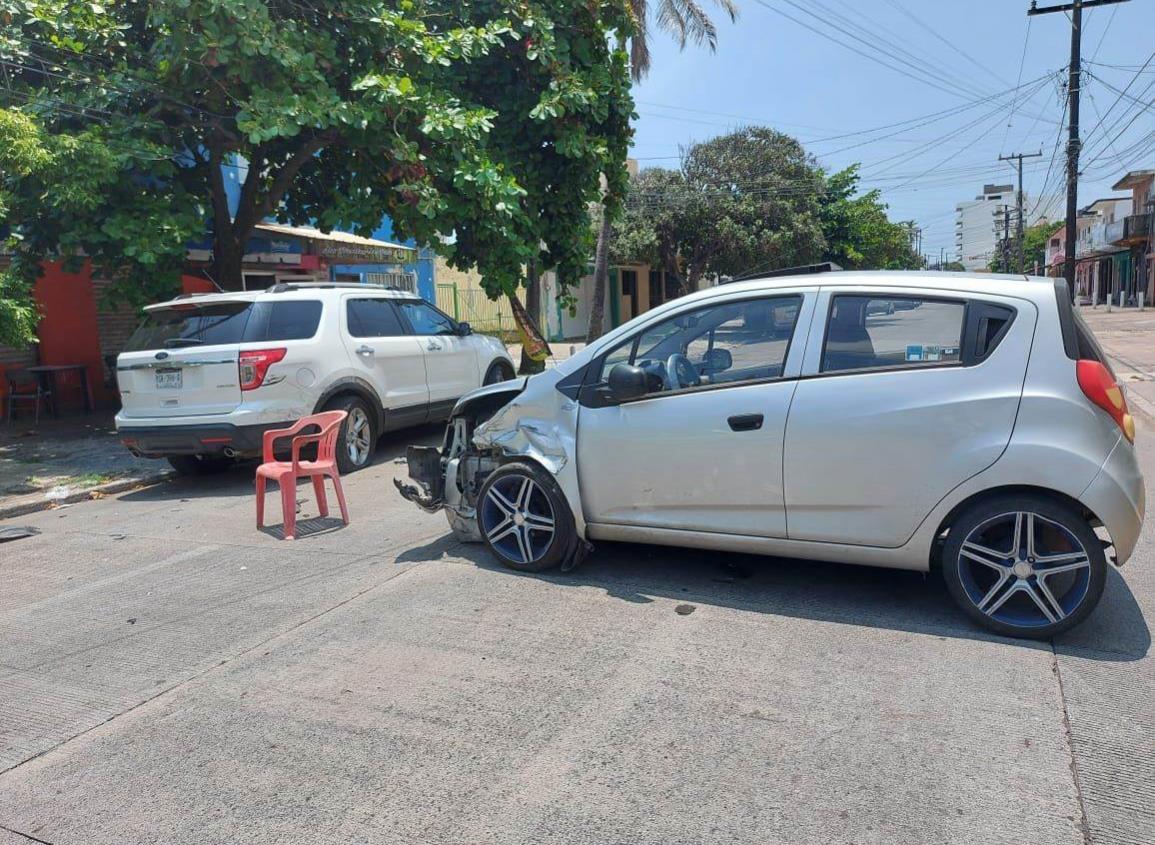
956, 511, 1092, 629
346, 407, 372, 466
479, 474, 556, 564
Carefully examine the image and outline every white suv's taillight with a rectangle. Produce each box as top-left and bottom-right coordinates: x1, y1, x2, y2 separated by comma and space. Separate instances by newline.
239, 348, 286, 391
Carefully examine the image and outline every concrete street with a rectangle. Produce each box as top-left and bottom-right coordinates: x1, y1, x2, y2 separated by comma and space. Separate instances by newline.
1, 316, 1153, 844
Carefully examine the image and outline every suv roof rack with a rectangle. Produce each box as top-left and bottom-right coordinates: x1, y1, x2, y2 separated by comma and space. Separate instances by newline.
723, 262, 843, 284
267, 281, 413, 294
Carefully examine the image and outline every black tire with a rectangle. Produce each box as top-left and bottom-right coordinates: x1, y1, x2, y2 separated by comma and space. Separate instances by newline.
942, 493, 1107, 639
324, 394, 378, 474
476, 461, 576, 572
166, 455, 233, 476
484, 360, 515, 385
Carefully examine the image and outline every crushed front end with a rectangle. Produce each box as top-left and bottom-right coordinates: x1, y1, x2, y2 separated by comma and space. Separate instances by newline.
394, 370, 589, 559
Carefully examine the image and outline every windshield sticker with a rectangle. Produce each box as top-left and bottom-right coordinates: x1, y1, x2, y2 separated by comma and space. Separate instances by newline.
925, 344, 942, 362
906, 344, 924, 362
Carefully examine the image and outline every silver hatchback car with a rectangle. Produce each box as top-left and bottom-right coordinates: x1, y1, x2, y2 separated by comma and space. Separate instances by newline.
398, 272, 1144, 639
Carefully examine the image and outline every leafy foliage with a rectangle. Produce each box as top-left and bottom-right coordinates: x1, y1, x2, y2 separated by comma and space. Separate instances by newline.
819, 165, 921, 271
612, 128, 919, 287
0, 0, 634, 344
987, 219, 1063, 273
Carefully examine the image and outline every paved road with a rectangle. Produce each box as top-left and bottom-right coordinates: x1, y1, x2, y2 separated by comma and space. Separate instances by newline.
1, 372, 1153, 843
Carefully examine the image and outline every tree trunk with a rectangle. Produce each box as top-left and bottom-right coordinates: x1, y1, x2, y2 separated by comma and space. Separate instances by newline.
518, 262, 547, 374
586, 207, 612, 343
211, 233, 246, 291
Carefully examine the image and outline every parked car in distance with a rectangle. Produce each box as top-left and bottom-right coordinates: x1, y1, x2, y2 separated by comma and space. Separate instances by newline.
115, 282, 515, 475
397, 271, 1144, 639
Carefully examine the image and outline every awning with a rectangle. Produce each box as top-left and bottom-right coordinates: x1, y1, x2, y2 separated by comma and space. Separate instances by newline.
254, 223, 418, 264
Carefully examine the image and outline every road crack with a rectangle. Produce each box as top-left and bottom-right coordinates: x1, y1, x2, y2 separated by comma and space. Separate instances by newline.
1051, 644, 1092, 845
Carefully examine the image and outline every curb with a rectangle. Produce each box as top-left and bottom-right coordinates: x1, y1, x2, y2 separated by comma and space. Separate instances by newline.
0, 471, 174, 521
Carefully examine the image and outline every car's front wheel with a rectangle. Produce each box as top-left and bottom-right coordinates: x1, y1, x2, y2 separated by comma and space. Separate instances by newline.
477, 461, 575, 572
325, 395, 378, 474
942, 494, 1107, 639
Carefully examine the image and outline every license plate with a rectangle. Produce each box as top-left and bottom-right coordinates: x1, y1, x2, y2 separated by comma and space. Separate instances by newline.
155, 368, 183, 390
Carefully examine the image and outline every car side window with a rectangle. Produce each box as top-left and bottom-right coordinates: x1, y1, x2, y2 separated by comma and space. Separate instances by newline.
822, 295, 964, 373
398, 301, 457, 336
347, 298, 406, 338
597, 295, 804, 395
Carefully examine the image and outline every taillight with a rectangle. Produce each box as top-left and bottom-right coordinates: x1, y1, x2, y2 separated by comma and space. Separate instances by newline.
1077, 359, 1135, 442
238, 348, 286, 391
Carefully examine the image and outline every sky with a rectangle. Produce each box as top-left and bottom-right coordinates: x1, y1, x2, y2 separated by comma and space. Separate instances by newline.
628, 0, 1155, 264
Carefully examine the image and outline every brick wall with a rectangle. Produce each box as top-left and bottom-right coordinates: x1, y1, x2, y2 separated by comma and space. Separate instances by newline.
91, 278, 142, 390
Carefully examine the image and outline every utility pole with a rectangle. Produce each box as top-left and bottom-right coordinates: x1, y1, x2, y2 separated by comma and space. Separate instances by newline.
1029, 0, 1130, 298
999, 150, 1043, 272
999, 205, 1012, 273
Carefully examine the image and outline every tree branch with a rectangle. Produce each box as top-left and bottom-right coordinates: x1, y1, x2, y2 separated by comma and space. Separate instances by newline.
234, 131, 337, 240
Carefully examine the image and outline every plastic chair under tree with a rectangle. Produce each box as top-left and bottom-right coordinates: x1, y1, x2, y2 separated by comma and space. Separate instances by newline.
5, 367, 53, 423
256, 410, 350, 540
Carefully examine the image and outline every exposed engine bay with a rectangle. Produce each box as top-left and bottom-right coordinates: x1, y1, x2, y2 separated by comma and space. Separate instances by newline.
394, 374, 592, 567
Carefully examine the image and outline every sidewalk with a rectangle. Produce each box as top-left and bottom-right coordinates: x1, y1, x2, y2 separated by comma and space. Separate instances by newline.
1079, 306, 1155, 420
505, 340, 587, 369
0, 413, 169, 518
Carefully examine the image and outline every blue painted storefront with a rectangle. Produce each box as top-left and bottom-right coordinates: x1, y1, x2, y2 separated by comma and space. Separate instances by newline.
220, 161, 435, 302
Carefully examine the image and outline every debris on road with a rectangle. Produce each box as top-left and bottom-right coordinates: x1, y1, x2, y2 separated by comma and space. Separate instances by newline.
675, 603, 697, 615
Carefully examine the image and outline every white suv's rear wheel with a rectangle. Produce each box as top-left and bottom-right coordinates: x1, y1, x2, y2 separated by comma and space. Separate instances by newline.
326, 395, 377, 473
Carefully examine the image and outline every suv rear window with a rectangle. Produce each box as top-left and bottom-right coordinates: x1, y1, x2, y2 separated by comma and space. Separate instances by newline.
124, 300, 322, 351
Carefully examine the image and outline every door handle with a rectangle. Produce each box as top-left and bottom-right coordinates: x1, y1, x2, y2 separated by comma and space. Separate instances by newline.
728, 413, 763, 432
356, 345, 375, 356
426, 340, 443, 351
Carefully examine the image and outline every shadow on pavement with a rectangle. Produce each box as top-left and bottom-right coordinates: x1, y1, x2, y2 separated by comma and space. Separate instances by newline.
402, 534, 1149, 663
115, 424, 443, 504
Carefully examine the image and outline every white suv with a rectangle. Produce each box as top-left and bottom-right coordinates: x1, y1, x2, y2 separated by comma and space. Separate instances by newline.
115, 282, 515, 474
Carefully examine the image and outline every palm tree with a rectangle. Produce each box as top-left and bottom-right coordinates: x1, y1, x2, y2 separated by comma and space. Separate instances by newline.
586, 0, 738, 343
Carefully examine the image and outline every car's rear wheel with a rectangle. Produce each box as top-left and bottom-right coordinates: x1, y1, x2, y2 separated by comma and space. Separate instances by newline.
325, 395, 377, 473
942, 494, 1107, 639
166, 455, 233, 476
484, 360, 515, 385
477, 461, 575, 572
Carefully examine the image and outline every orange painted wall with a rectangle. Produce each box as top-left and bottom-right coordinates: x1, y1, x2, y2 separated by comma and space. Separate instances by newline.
33, 261, 109, 404
181, 274, 216, 294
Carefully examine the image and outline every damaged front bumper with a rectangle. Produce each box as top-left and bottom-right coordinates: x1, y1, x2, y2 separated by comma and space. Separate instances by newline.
394, 370, 588, 552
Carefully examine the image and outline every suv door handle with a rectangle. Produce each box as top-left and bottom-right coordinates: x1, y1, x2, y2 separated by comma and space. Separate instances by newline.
426, 340, 443, 351
728, 413, 763, 432
355, 345, 375, 356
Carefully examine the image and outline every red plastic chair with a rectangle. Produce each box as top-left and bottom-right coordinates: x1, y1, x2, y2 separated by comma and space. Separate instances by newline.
256, 410, 350, 540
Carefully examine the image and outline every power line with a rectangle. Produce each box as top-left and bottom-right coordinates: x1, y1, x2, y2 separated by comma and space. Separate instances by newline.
750, 0, 994, 102
1001, 16, 1033, 156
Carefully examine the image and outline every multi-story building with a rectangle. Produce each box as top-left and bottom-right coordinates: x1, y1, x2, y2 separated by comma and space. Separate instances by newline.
1045, 197, 1132, 302
955, 184, 1019, 271
1110, 170, 1154, 302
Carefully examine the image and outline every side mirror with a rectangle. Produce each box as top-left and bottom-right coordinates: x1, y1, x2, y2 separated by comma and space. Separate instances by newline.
607, 362, 651, 402
457, 321, 473, 336
700, 347, 732, 373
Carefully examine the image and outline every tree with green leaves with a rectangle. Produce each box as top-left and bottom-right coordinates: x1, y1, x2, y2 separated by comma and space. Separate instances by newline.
987, 219, 1063, 274
586, 0, 738, 343
819, 165, 921, 271
612, 129, 921, 286
0, 0, 633, 346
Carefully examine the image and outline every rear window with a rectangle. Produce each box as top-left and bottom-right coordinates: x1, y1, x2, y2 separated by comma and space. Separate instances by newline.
1073, 310, 1114, 375
124, 300, 322, 351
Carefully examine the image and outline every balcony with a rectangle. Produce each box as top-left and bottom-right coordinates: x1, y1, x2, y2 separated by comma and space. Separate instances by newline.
1113, 214, 1151, 245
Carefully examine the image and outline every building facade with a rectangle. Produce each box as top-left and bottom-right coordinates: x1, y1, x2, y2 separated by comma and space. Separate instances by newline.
955, 184, 1017, 271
